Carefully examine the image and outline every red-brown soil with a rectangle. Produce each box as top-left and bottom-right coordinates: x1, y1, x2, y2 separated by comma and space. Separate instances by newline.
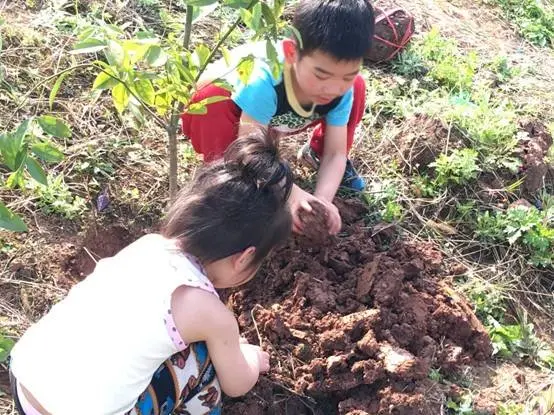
223, 198, 492, 414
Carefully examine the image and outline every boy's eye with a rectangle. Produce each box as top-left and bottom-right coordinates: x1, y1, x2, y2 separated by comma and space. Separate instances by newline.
344, 77, 356, 82
315, 74, 330, 80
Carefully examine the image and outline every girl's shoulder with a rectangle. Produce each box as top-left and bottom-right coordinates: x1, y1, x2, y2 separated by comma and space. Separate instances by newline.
171, 284, 236, 344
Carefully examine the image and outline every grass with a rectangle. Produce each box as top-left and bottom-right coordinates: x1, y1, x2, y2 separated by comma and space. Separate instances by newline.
485, 0, 554, 47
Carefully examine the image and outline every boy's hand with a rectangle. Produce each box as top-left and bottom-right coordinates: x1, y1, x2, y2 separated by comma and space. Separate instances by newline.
289, 184, 341, 235
318, 199, 341, 235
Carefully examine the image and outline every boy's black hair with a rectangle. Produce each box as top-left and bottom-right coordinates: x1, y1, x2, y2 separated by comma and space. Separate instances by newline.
293, 0, 375, 61
162, 129, 293, 267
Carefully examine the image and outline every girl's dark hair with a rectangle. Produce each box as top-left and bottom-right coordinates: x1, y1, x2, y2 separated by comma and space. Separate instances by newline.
162, 128, 293, 266
293, 0, 375, 61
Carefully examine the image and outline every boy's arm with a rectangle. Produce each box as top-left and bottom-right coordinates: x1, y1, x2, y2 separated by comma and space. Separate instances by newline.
312, 124, 347, 234
314, 124, 347, 202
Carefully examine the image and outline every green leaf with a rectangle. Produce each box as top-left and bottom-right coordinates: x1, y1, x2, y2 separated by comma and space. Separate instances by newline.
266, 41, 281, 79
0, 120, 30, 170
49, 71, 70, 110
201, 95, 229, 105
145, 45, 168, 67
185, 95, 228, 115
92, 70, 120, 90
240, 9, 254, 29
186, 103, 208, 115
185, 0, 219, 6
223, 0, 252, 8
14, 118, 31, 147
134, 79, 155, 106
192, 2, 220, 23
221, 47, 232, 67
26, 157, 48, 185
0, 335, 15, 362
105, 40, 125, 67
71, 38, 106, 54
31, 142, 64, 163
6, 168, 25, 189
250, 3, 262, 31
38, 116, 71, 138
237, 56, 255, 84
112, 83, 130, 113
261, 2, 277, 28
123, 40, 151, 65
194, 44, 211, 69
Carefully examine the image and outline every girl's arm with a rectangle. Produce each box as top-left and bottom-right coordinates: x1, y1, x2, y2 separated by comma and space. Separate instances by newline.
171, 286, 268, 397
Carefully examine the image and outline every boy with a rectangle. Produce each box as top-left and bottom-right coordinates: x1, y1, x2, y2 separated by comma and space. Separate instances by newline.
181, 0, 375, 235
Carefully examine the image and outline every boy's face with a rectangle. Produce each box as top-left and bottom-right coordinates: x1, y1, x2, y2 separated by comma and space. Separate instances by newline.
283, 39, 362, 105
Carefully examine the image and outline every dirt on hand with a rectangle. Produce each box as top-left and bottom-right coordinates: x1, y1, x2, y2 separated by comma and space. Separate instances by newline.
297, 199, 334, 245
223, 198, 492, 415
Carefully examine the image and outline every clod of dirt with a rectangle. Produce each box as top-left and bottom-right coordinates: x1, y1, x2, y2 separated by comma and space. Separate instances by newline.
298, 199, 334, 245
394, 115, 462, 174
223, 198, 493, 414
520, 120, 554, 193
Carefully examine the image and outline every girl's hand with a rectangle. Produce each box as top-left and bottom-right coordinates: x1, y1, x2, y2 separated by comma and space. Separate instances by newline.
257, 348, 270, 373
240, 344, 270, 373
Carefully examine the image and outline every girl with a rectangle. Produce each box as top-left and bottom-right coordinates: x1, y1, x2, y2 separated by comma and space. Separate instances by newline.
9, 130, 293, 415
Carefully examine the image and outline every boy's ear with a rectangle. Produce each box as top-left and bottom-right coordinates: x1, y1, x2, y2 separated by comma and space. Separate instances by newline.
282, 38, 298, 64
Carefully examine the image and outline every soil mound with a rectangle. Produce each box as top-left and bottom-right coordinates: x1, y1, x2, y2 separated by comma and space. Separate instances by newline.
224, 198, 492, 414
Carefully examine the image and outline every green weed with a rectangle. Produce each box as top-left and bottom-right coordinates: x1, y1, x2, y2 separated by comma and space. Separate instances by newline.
446, 393, 475, 414
475, 205, 554, 266
0, 334, 14, 363
444, 94, 521, 172
28, 174, 87, 219
488, 55, 520, 84
430, 148, 481, 187
488, 311, 554, 369
485, 0, 554, 47
496, 402, 524, 415
465, 281, 508, 323
428, 367, 443, 382
395, 28, 478, 93
363, 179, 404, 223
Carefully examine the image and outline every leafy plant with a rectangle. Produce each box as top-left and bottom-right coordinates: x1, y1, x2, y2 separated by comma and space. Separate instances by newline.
0, 334, 14, 363
405, 28, 478, 93
391, 46, 428, 78
446, 393, 475, 415
28, 174, 87, 219
488, 311, 554, 369
485, 0, 554, 47
465, 281, 508, 323
444, 94, 521, 172
476, 205, 554, 266
488, 55, 520, 84
428, 367, 443, 382
430, 148, 481, 187
362, 179, 404, 223
1, 117, 69, 231
496, 402, 524, 415
55, 0, 286, 200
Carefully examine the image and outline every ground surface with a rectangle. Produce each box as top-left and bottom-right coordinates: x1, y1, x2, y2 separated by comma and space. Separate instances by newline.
1, 0, 554, 414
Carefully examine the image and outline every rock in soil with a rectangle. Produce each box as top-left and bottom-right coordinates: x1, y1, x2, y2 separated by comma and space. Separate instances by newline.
223, 198, 492, 414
